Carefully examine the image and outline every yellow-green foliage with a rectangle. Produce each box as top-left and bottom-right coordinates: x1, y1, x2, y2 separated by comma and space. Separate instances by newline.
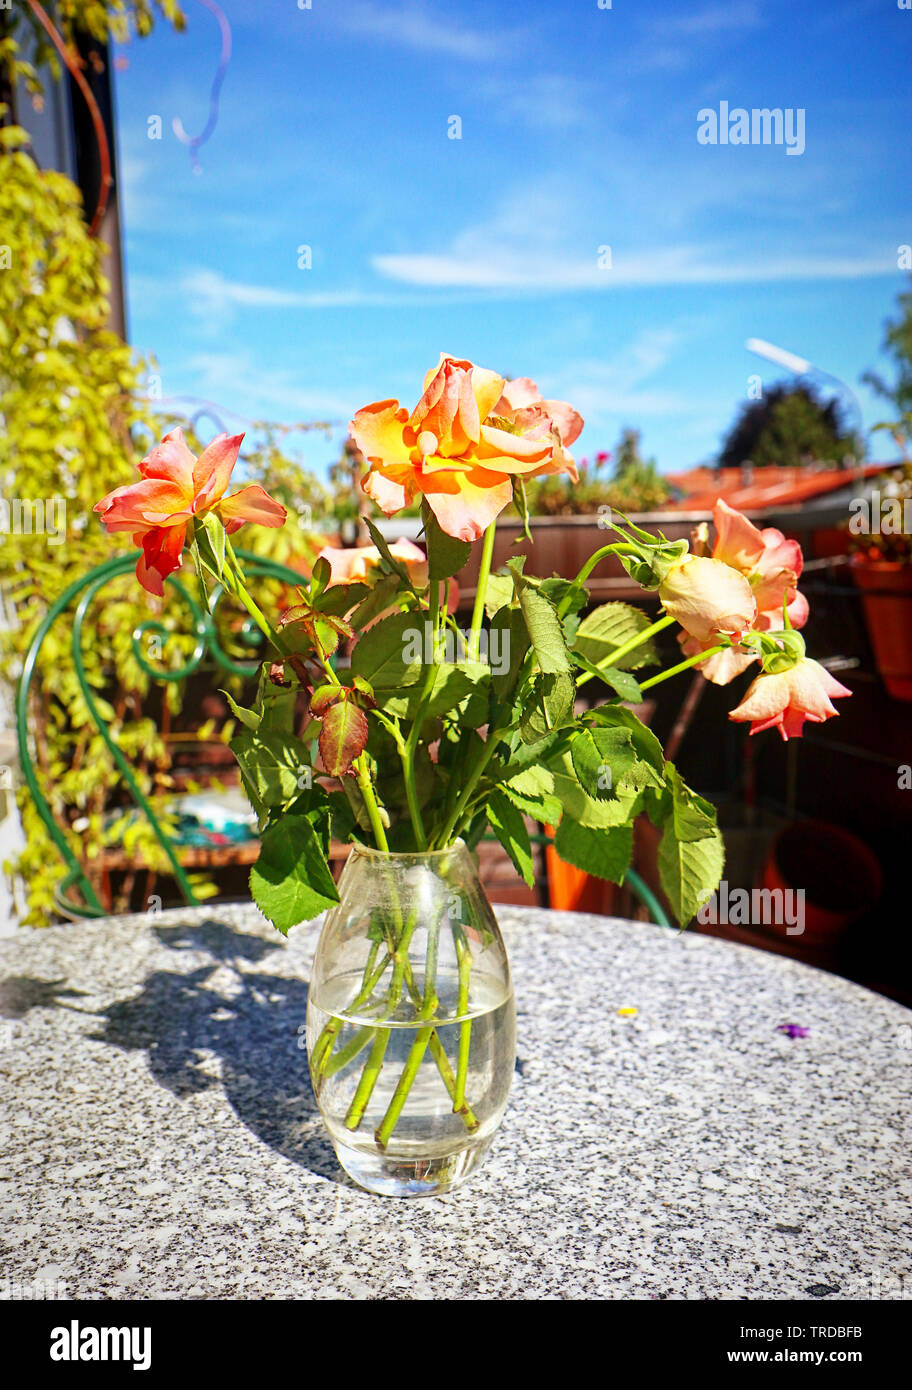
0, 129, 207, 923
0, 2, 185, 105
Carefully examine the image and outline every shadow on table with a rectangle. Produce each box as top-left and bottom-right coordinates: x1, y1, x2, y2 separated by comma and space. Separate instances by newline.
87, 919, 345, 1184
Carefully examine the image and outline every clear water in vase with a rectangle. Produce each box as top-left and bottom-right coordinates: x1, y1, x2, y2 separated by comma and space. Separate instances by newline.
307, 968, 515, 1196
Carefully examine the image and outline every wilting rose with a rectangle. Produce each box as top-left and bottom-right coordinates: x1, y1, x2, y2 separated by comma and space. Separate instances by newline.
658, 554, 756, 645
729, 658, 851, 740
681, 500, 810, 684
350, 354, 582, 542
317, 538, 429, 590
713, 499, 808, 631
94, 428, 285, 595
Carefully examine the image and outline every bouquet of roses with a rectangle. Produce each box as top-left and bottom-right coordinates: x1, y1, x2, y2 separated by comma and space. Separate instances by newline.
95, 352, 850, 933
95, 354, 850, 1180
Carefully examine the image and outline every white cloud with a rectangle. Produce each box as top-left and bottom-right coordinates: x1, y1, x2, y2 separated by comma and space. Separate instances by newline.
548, 330, 696, 425
182, 268, 400, 313
337, 1, 506, 62
652, 2, 762, 37
373, 245, 895, 292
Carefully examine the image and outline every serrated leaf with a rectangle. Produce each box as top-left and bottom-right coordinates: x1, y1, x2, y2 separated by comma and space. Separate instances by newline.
483, 572, 515, 619
319, 700, 368, 778
517, 584, 572, 675
573, 653, 643, 702
490, 605, 530, 702
250, 812, 339, 934
657, 820, 725, 927
546, 746, 643, 828
230, 730, 313, 809
585, 705, 665, 776
553, 819, 633, 886
573, 602, 658, 672
351, 610, 425, 688
424, 510, 471, 582
314, 580, 371, 617
500, 784, 563, 827
349, 573, 402, 628
519, 671, 575, 744
382, 660, 490, 724
569, 727, 637, 801
221, 688, 259, 731
487, 790, 535, 888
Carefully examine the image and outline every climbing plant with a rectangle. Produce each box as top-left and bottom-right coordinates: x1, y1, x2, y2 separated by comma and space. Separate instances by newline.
0, 124, 327, 922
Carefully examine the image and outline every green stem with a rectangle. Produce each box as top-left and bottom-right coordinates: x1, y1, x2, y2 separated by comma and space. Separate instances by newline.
453, 924, 473, 1113
355, 754, 389, 851
374, 1025, 433, 1150
344, 1028, 390, 1130
638, 642, 729, 691
560, 542, 639, 615
434, 718, 505, 847
428, 1031, 479, 1131
374, 711, 426, 851
576, 613, 676, 688
222, 537, 287, 654
469, 521, 497, 660
322, 1026, 375, 1079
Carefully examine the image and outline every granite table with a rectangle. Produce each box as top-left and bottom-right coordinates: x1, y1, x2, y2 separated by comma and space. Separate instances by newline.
1, 903, 909, 1301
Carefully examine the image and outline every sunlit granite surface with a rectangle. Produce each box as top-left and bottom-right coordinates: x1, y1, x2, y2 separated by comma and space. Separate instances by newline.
1, 903, 908, 1300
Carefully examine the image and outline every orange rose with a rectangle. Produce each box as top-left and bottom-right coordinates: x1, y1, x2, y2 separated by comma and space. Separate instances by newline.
350, 354, 582, 542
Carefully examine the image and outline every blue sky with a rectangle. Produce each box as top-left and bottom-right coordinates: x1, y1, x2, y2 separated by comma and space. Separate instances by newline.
113, 0, 912, 477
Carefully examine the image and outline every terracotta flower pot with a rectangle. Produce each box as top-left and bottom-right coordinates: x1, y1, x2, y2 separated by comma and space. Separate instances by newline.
851, 557, 912, 701
760, 820, 883, 948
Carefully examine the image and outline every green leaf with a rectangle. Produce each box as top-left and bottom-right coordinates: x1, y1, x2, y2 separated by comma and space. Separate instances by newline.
517, 583, 572, 675
318, 700, 369, 778
662, 762, 719, 842
573, 602, 658, 672
230, 730, 313, 810
194, 512, 226, 580
490, 605, 530, 702
250, 812, 340, 934
654, 763, 725, 925
314, 581, 371, 617
487, 791, 535, 888
519, 671, 576, 744
657, 821, 724, 927
546, 746, 643, 828
483, 573, 515, 619
424, 509, 472, 582
584, 705, 665, 779
221, 689, 259, 731
364, 519, 416, 588
351, 610, 425, 689
349, 573, 402, 628
569, 726, 638, 801
573, 653, 643, 702
500, 784, 563, 827
310, 555, 332, 600
553, 819, 633, 885
382, 660, 490, 724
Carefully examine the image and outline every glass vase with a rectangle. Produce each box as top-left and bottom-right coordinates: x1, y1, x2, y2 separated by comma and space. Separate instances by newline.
306, 841, 516, 1197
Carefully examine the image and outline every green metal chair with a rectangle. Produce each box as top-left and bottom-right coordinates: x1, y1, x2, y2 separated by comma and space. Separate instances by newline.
16, 548, 671, 927
15, 549, 305, 919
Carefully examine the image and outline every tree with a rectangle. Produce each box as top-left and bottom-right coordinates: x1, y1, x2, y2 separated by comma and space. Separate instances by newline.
862, 276, 912, 418
718, 382, 859, 470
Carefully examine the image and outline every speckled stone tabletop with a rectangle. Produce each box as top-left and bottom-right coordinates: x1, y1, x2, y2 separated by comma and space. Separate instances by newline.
1, 903, 909, 1301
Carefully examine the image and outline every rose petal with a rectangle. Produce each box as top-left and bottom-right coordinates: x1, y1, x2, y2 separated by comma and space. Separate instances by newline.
192, 432, 244, 509
350, 400, 414, 468
216, 484, 287, 534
